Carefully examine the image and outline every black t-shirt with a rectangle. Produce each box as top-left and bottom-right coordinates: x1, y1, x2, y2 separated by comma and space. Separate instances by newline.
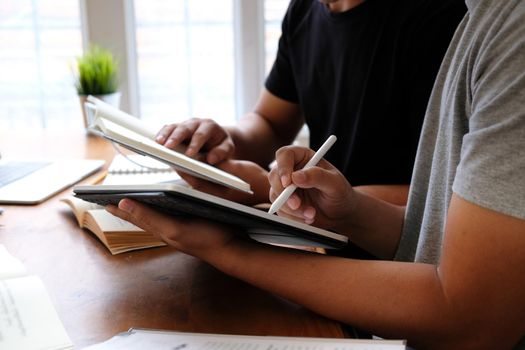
265, 0, 466, 186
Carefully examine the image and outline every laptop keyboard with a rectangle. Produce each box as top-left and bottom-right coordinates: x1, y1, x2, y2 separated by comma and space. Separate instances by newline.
0, 161, 51, 187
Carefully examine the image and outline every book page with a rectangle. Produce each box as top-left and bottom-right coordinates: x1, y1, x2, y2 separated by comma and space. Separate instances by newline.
84, 329, 406, 350
0, 275, 73, 350
0, 245, 27, 280
87, 210, 144, 233
61, 196, 103, 227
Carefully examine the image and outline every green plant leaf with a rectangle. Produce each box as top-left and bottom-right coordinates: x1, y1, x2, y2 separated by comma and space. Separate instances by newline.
75, 45, 119, 95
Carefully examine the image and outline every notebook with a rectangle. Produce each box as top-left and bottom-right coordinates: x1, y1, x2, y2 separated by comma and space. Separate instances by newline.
102, 154, 182, 185
0, 158, 105, 204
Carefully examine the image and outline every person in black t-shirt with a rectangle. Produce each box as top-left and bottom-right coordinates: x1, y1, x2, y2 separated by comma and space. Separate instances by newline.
155, 0, 466, 206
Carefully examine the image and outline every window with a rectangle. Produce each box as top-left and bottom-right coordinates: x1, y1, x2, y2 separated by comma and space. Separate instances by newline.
134, 0, 235, 127
0, 0, 288, 130
264, 0, 288, 75
0, 0, 83, 129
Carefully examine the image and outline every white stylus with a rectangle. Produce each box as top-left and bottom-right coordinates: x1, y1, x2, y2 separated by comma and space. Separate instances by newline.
268, 135, 337, 215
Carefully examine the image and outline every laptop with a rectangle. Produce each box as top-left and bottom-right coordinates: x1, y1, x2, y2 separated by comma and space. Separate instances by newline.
0, 158, 105, 204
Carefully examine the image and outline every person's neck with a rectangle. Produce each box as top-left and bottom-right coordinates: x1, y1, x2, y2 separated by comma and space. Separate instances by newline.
327, 0, 365, 13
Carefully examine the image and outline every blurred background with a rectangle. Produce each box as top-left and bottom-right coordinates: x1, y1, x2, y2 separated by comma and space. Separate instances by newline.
0, 0, 288, 131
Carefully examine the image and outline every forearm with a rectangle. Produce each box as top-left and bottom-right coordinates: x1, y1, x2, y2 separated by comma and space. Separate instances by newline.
334, 190, 405, 260
354, 184, 410, 206
227, 113, 294, 168
226, 90, 303, 167
212, 241, 486, 350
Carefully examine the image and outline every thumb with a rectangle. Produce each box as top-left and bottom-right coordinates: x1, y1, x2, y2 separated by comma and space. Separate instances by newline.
207, 141, 234, 165
291, 165, 344, 197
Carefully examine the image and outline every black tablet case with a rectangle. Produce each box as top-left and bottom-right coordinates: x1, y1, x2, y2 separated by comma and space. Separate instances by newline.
74, 188, 347, 249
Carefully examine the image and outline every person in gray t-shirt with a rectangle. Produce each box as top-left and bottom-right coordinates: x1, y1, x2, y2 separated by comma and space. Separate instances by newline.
106, 0, 525, 348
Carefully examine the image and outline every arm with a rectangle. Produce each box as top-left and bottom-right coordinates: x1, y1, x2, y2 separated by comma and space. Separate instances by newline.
226, 89, 303, 167
156, 89, 303, 169
219, 195, 525, 349
107, 193, 525, 350
354, 185, 410, 206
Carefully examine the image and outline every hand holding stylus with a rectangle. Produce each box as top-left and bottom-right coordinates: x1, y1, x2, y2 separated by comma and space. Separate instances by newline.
268, 135, 337, 215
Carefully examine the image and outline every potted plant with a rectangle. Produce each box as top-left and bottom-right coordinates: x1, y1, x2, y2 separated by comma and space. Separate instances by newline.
75, 45, 120, 128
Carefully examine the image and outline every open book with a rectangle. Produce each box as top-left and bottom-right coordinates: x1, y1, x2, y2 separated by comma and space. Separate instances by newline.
83, 328, 406, 350
73, 184, 348, 249
0, 245, 73, 350
61, 196, 166, 255
85, 96, 251, 193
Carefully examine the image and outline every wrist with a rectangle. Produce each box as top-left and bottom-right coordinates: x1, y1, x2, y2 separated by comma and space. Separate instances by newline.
331, 187, 362, 234
225, 126, 241, 148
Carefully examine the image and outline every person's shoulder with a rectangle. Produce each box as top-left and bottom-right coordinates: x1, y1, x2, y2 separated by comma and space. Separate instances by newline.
287, 0, 316, 14
284, 0, 318, 23
472, 0, 525, 68
281, 0, 318, 35
480, 0, 525, 26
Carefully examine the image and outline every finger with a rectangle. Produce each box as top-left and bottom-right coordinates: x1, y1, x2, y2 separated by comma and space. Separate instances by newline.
177, 171, 203, 189
186, 120, 217, 157
207, 139, 234, 165
156, 124, 177, 144
277, 200, 317, 225
269, 185, 306, 216
178, 169, 234, 195
106, 199, 171, 237
302, 206, 317, 225
164, 120, 200, 149
291, 165, 345, 197
286, 193, 302, 210
282, 192, 312, 220
275, 146, 314, 187
273, 197, 312, 223
268, 167, 284, 201
276, 208, 308, 223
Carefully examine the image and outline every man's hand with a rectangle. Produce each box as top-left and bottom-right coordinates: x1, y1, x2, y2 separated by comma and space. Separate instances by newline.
106, 199, 237, 263
156, 118, 234, 165
178, 159, 271, 206
268, 145, 357, 231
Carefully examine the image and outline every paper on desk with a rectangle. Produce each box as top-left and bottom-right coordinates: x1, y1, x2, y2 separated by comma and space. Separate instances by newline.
0, 245, 73, 350
0, 245, 26, 279
82, 328, 406, 350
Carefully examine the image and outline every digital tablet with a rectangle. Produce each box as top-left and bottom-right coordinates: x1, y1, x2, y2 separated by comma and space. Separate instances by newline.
73, 184, 348, 249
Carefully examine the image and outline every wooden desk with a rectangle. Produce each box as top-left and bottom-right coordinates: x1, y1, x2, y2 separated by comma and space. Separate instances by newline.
0, 131, 344, 347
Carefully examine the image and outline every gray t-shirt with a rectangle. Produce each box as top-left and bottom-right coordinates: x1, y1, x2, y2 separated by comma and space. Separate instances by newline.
395, 0, 525, 347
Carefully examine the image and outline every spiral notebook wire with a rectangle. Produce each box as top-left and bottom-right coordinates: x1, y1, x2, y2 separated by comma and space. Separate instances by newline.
104, 144, 182, 185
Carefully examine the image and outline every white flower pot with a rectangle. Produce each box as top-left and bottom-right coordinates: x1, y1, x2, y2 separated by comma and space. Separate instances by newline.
78, 92, 121, 129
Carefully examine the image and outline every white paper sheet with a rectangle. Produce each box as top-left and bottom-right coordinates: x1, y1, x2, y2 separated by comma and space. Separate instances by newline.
83, 328, 406, 350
